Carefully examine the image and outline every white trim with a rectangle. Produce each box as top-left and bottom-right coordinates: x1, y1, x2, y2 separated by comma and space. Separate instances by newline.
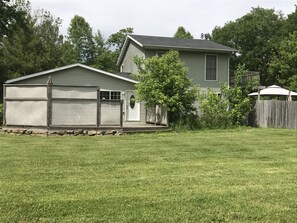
128, 35, 143, 48
204, 54, 218, 81
117, 35, 143, 66
6, 63, 138, 84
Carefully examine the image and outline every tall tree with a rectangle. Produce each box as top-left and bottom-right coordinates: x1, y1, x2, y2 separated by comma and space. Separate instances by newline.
0, 0, 29, 102
2, 7, 65, 78
105, 27, 133, 72
93, 30, 117, 72
67, 15, 95, 65
0, 0, 28, 39
269, 31, 297, 91
174, 26, 193, 39
107, 27, 133, 53
212, 7, 285, 85
283, 5, 297, 35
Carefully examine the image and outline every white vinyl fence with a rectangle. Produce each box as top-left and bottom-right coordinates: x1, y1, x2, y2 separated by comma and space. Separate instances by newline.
3, 84, 123, 127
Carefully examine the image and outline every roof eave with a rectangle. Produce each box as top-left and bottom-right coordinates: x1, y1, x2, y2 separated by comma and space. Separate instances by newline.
6, 63, 138, 84
143, 45, 237, 53
117, 35, 144, 66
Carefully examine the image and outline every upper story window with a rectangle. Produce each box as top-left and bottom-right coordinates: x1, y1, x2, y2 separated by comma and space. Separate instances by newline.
100, 91, 121, 100
205, 55, 218, 81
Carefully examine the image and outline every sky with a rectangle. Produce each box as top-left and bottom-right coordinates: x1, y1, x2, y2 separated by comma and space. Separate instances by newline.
30, 0, 296, 39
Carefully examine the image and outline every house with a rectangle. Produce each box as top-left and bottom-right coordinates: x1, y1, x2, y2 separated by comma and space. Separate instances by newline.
3, 35, 236, 129
3, 64, 147, 128
118, 34, 237, 92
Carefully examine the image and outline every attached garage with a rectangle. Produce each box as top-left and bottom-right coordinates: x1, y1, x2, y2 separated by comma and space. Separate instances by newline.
3, 63, 147, 128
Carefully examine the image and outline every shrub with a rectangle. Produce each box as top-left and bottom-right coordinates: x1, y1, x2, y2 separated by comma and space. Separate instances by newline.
197, 65, 253, 128
198, 89, 231, 129
171, 113, 201, 131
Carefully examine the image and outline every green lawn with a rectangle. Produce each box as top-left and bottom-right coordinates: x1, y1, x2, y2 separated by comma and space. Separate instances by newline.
0, 128, 297, 222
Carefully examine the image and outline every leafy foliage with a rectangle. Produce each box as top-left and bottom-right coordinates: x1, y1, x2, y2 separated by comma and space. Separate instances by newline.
283, 5, 297, 35
134, 50, 198, 121
0, 0, 28, 39
198, 89, 230, 128
198, 65, 252, 128
67, 15, 95, 65
174, 26, 193, 39
2, 7, 65, 79
221, 65, 253, 126
269, 31, 297, 91
93, 30, 118, 72
107, 27, 133, 52
212, 7, 285, 85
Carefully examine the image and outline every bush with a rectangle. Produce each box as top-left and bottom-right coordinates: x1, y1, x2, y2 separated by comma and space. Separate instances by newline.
171, 113, 201, 131
198, 89, 231, 129
197, 65, 253, 129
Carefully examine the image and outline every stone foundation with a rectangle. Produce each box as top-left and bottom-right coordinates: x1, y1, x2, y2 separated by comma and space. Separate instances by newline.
0, 127, 124, 137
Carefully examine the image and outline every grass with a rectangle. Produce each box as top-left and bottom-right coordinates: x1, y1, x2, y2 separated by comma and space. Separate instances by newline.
0, 128, 297, 222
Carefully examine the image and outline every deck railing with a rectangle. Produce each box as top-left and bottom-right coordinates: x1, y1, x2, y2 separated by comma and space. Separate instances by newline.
229, 71, 260, 86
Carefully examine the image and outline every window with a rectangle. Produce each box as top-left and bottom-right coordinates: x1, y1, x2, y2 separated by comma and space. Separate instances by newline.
205, 55, 217, 81
100, 91, 121, 100
111, 91, 121, 100
100, 91, 110, 100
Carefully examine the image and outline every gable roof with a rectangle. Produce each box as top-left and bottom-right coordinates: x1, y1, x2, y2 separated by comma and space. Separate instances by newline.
5, 63, 138, 84
118, 34, 237, 65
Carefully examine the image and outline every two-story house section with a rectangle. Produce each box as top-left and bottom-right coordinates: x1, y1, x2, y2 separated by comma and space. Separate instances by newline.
117, 34, 237, 92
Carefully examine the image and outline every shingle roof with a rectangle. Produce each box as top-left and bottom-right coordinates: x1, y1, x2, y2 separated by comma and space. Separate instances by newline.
129, 34, 237, 53
117, 34, 237, 66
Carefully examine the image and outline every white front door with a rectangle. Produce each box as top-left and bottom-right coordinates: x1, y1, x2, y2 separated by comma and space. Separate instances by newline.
126, 91, 140, 121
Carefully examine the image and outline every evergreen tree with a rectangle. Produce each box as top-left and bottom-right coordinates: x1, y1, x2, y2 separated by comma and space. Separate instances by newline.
67, 15, 95, 65
2, 8, 65, 78
174, 26, 194, 39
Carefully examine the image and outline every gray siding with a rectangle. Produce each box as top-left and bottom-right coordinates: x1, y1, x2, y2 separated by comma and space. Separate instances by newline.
121, 42, 145, 74
8, 67, 147, 124
15, 67, 136, 91
145, 50, 229, 89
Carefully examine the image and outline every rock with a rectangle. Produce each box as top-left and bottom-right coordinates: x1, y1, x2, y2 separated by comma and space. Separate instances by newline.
49, 131, 59, 135
34, 130, 48, 135
13, 129, 26, 134
74, 129, 83, 135
97, 131, 104, 136
83, 130, 88, 135
88, 130, 97, 136
25, 130, 33, 135
115, 131, 123, 136
67, 130, 74, 135
58, 130, 67, 136
105, 130, 117, 135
